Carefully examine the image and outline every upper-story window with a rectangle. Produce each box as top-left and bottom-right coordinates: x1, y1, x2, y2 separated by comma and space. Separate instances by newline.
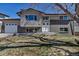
43, 16, 49, 20
60, 16, 63, 20
60, 16, 68, 20
26, 15, 37, 21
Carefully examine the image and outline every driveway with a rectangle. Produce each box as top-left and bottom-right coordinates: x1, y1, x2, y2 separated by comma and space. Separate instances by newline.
0, 33, 13, 38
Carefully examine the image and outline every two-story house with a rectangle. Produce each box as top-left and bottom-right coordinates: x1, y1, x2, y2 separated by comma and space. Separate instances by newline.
17, 8, 73, 35
0, 8, 79, 35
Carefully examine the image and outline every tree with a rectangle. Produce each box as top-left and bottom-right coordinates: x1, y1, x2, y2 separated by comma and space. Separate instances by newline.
55, 3, 77, 20
75, 4, 79, 17
30, 3, 79, 35
55, 3, 79, 35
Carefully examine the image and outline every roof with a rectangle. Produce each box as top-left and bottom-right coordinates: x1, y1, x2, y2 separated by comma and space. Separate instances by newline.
0, 13, 9, 17
0, 18, 20, 21
17, 8, 67, 16
17, 8, 46, 16
46, 14, 67, 15
25, 8, 46, 14
4, 18, 20, 20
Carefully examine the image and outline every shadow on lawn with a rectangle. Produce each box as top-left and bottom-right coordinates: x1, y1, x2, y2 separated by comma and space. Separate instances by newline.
0, 36, 79, 56
0, 43, 79, 56
31, 35, 79, 46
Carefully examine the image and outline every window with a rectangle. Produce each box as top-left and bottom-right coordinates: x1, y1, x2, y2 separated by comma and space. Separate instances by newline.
26, 15, 37, 21
60, 16, 63, 20
60, 28, 68, 32
64, 28, 68, 31
60, 16, 68, 20
43, 16, 49, 20
63, 16, 68, 20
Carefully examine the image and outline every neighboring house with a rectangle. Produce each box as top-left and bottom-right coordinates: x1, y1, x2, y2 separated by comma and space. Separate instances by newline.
0, 8, 79, 35
0, 13, 9, 33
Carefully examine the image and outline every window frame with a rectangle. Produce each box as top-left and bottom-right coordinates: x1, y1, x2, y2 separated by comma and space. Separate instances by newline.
60, 27, 68, 32
43, 16, 49, 20
60, 16, 63, 20
26, 14, 37, 21
63, 16, 68, 20
60, 16, 68, 20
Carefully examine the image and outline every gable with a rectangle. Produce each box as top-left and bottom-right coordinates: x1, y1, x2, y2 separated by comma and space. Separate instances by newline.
17, 8, 45, 16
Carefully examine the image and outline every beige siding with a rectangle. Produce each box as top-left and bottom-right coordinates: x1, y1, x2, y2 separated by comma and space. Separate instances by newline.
49, 15, 60, 20
3, 20, 20, 25
20, 9, 43, 27
50, 25, 60, 32
50, 24, 72, 35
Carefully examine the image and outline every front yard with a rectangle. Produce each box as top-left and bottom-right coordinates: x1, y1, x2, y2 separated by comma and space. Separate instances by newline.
0, 34, 79, 56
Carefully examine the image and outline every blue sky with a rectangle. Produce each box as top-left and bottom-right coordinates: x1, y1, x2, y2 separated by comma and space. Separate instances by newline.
0, 3, 75, 18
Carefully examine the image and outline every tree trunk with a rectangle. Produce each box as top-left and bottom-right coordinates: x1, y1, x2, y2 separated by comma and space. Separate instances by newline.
75, 4, 79, 17
55, 3, 76, 35
55, 3, 77, 20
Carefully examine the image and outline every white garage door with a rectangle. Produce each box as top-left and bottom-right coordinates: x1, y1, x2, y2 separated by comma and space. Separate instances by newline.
5, 23, 17, 33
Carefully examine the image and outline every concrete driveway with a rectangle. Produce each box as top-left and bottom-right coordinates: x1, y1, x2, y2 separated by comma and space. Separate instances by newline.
0, 33, 13, 38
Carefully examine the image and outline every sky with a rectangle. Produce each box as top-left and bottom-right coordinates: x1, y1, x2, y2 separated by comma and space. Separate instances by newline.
0, 3, 75, 18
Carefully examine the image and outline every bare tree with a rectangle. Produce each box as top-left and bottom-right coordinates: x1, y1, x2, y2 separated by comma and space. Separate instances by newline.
55, 3, 79, 35
55, 3, 77, 20
30, 3, 79, 35
75, 4, 79, 17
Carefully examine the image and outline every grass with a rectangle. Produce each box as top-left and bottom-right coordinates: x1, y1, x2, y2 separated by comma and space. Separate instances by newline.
0, 34, 79, 56
32, 34, 78, 43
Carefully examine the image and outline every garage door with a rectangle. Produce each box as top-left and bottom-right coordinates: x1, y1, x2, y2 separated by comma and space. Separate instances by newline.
5, 23, 17, 33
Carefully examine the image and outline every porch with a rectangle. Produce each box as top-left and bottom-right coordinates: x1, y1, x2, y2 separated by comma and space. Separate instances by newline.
18, 27, 42, 33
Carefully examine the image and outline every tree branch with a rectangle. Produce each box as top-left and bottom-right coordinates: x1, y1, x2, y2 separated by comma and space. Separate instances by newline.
55, 3, 77, 20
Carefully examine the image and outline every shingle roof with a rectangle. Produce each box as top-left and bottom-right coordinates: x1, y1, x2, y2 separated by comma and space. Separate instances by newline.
26, 8, 46, 14
0, 18, 20, 21
17, 8, 67, 16
0, 13, 9, 17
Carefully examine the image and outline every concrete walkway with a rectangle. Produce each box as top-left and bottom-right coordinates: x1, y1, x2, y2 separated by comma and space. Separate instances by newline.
34, 32, 56, 35
0, 33, 13, 38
